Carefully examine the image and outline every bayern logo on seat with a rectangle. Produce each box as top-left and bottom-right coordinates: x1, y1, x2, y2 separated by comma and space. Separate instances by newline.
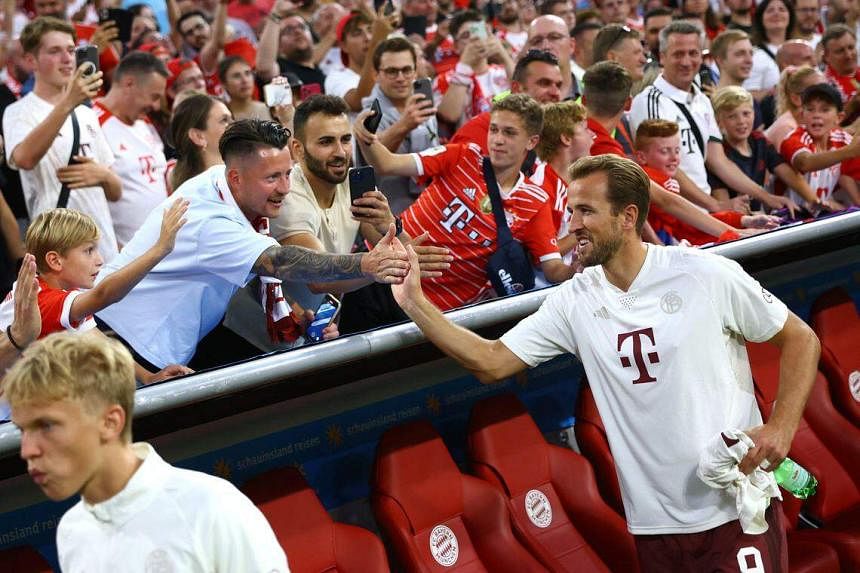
429, 524, 459, 567
525, 489, 553, 528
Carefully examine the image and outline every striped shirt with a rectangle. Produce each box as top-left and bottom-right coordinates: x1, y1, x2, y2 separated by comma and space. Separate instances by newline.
780, 125, 850, 204
402, 143, 560, 310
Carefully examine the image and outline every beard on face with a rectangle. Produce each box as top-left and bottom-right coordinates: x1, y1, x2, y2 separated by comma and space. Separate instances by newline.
286, 45, 313, 63
303, 144, 350, 184
578, 222, 623, 267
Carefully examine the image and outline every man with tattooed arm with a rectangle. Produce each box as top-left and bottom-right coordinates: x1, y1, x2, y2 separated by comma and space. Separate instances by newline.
95, 120, 410, 371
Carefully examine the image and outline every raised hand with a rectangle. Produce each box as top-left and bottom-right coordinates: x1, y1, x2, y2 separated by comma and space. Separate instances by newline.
10, 254, 40, 350
56, 156, 110, 189
154, 198, 190, 256
409, 231, 452, 278
64, 66, 103, 109
362, 223, 410, 284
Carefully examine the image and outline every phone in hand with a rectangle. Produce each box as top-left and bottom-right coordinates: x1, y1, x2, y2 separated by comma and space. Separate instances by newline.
349, 166, 377, 203
98, 8, 133, 44
467, 21, 488, 40
374, 0, 395, 14
75, 45, 99, 76
364, 99, 382, 133
305, 294, 341, 342
403, 15, 427, 38
698, 65, 715, 88
299, 83, 322, 101
412, 77, 434, 106
264, 82, 293, 107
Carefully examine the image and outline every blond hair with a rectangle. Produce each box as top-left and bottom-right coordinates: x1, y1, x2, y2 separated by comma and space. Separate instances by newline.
25, 209, 99, 274
3, 332, 136, 442
635, 119, 680, 151
711, 85, 754, 116
777, 65, 819, 116
536, 100, 587, 160
710, 29, 750, 62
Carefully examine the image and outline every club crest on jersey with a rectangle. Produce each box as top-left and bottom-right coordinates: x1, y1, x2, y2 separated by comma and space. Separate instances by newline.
429, 525, 459, 567
479, 194, 493, 214
660, 290, 683, 314
525, 489, 553, 528
849, 370, 860, 402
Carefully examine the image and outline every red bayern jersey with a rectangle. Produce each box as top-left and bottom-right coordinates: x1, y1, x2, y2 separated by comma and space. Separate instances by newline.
780, 125, 849, 203
450, 111, 490, 154
402, 143, 560, 310
825, 64, 860, 104
587, 117, 627, 157
529, 161, 569, 235
0, 277, 96, 339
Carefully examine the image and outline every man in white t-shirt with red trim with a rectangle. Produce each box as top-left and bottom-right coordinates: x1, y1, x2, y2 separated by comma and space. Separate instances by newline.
94, 51, 169, 247
389, 154, 820, 572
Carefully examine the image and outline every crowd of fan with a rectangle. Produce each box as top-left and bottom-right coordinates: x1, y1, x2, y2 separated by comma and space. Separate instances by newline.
0, 0, 858, 385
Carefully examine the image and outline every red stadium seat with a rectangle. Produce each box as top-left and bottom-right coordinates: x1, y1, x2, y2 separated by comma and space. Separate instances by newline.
467, 394, 639, 573
243, 466, 389, 573
372, 420, 546, 573
747, 342, 860, 571
0, 545, 52, 572
810, 288, 860, 427
574, 378, 842, 573
573, 384, 624, 516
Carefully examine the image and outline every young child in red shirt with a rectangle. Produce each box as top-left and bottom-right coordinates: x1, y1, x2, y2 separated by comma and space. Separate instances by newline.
779, 83, 860, 209
634, 119, 779, 245
0, 201, 191, 383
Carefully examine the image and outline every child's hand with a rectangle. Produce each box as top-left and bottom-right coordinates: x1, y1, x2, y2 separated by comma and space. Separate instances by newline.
740, 214, 781, 229
155, 198, 189, 256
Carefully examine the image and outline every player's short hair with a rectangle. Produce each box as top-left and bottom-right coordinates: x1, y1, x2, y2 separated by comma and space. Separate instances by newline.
539, 0, 572, 15
449, 9, 484, 40
583, 61, 632, 117
3, 332, 137, 443
571, 20, 602, 39
821, 23, 856, 53
710, 29, 750, 62
25, 209, 100, 275
219, 119, 292, 165
512, 49, 560, 85
593, 24, 641, 63
659, 20, 704, 54
216, 55, 249, 84
491, 93, 544, 136
711, 85, 754, 115
20, 17, 76, 55
536, 100, 586, 160
568, 154, 650, 233
372, 36, 417, 71
634, 119, 680, 150
643, 6, 673, 26
114, 50, 168, 82
801, 82, 843, 112
292, 94, 349, 143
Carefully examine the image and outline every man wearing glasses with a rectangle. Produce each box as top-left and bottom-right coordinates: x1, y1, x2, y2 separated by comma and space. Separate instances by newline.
174, 2, 229, 82
257, 6, 326, 90
524, 14, 579, 99
592, 24, 648, 83
360, 37, 439, 214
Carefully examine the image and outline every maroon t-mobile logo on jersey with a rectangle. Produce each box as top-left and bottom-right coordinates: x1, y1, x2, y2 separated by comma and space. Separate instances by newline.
617, 328, 660, 384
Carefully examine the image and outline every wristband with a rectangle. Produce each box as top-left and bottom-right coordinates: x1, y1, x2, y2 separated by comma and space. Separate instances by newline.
448, 62, 474, 87
394, 216, 403, 236
269, 12, 283, 23
454, 62, 475, 76
6, 325, 25, 353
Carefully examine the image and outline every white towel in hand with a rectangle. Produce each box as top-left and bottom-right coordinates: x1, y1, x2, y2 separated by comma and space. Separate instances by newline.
697, 429, 782, 534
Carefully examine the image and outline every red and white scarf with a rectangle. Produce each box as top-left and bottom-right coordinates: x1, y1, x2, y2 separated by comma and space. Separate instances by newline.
255, 217, 303, 343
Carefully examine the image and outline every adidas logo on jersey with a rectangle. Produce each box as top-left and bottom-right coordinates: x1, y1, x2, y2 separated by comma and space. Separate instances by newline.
593, 306, 609, 319
463, 187, 477, 200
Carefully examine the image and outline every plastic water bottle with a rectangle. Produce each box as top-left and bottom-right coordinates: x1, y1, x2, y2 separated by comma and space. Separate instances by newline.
773, 458, 818, 499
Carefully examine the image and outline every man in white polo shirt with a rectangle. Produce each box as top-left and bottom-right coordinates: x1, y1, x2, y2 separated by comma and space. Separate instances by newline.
629, 21, 797, 214
95, 51, 169, 247
6, 332, 290, 573
390, 154, 820, 572
3, 17, 121, 261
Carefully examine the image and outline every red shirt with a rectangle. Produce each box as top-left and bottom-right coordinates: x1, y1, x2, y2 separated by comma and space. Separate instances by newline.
587, 117, 627, 157
780, 125, 849, 203
529, 161, 569, 235
825, 64, 860, 104
450, 111, 490, 153
402, 143, 560, 310
0, 277, 96, 339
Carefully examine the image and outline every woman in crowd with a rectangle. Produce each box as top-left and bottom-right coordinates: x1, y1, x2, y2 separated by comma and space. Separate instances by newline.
218, 56, 272, 121
764, 65, 826, 145
168, 94, 233, 191
681, 0, 724, 41
746, 0, 797, 99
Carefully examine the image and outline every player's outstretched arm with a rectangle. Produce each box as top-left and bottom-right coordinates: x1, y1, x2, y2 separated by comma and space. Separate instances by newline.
392, 241, 528, 384
254, 224, 410, 284
70, 198, 189, 323
354, 109, 422, 177
739, 312, 820, 474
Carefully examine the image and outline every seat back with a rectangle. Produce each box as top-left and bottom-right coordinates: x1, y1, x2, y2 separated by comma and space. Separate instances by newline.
0, 546, 52, 573
573, 384, 625, 516
810, 288, 860, 425
372, 420, 545, 573
469, 394, 635, 573
243, 466, 388, 573
747, 342, 860, 524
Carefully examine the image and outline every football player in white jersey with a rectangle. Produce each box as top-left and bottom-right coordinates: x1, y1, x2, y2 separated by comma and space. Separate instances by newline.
390, 154, 820, 572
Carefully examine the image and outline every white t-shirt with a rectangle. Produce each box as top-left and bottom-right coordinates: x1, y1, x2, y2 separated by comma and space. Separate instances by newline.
95, 165, 278, 367
630, 75, 722, 196
94, 102, 168, 246
3, 92, 118, 261
743, 45, 780, 93
57, 443, 289, 573
500, 246, 788, 534
324, 66, 359, 100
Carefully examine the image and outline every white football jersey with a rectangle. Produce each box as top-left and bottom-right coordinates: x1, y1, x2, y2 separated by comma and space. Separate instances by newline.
94, 102, 168, 246
501, 245, 788, 534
